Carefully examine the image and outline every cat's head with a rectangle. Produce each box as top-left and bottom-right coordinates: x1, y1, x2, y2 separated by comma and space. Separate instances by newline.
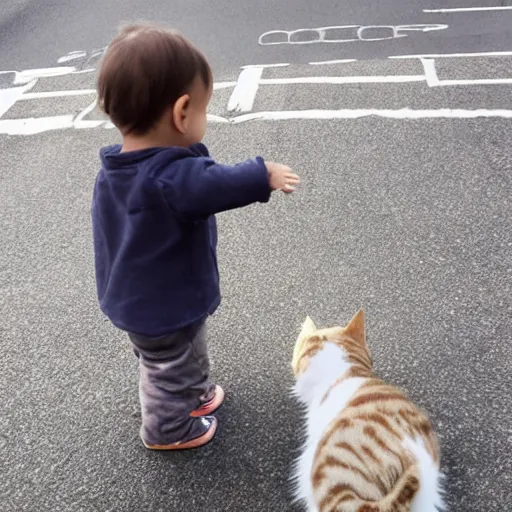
291, 309, 372, 377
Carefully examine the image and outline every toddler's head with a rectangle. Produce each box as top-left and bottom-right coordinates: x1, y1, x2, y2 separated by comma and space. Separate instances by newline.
98, 24, 212, 148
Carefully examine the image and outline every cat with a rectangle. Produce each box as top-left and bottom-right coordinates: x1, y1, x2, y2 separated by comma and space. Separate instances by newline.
291, 309, 445, 512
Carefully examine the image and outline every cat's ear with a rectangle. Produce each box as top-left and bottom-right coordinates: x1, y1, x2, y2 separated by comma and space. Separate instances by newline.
344, 309, 366, 346
292, 316, 317, 376
299, 316, 317, 339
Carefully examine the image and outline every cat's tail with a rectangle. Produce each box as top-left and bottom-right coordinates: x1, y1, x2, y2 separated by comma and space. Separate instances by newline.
354, 464, 420, 512
340, 437, 445, 512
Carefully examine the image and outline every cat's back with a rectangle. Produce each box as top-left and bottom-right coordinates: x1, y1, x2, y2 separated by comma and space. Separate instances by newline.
311, 378, 440, 511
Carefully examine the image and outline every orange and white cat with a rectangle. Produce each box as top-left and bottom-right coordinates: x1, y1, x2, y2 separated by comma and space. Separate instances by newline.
291, 310, 445, 512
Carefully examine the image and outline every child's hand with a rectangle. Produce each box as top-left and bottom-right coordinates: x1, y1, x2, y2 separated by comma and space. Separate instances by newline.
265, 162, 300, 193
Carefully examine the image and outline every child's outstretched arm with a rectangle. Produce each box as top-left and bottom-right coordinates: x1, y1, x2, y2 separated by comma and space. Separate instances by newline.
158, 155, 300, 220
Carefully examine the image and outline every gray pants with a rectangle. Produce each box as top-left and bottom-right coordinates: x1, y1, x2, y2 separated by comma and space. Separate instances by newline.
128, 318, 215, 445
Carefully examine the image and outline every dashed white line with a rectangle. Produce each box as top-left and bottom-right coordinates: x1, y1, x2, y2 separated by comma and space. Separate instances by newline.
240, 63, 290, 69
309, 59, 357, 66
424, 6, 512, 13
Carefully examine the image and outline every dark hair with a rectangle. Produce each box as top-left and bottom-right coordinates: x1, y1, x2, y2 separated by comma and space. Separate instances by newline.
97, 23, 211, 135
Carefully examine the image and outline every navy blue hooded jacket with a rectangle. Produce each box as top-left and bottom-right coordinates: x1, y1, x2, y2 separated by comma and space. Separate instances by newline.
92, 143, 271, 336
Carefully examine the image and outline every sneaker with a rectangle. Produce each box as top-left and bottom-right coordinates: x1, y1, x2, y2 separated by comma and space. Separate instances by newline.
141, 416, 217, 450
190, 385, 225, 417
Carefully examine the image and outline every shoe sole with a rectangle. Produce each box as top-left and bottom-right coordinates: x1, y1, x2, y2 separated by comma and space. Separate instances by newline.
141, 417, 218, 450
190, 385, 225, 417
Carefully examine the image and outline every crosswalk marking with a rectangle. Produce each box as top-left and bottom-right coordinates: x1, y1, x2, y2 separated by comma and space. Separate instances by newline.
1, 52, 512, 135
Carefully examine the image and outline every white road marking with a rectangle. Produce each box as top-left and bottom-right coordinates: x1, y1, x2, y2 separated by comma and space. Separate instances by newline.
213, 81, 237, 90
13, 67, 79, 85
0, 65, 95, 88
2, 51, 512, 136
259, 75, 426, 84
259, 24, 448, 45
20, 89, 96, 100
73, 97, 104, 129
241, 63, 290, 69
207, 114, 230, 123
439, 78, 512, 86
57, 51, 87, 63
0, 115, 75, 135
4, 108, 512, 135
421, 58, 440, 87
215, 109, 512, 123
0, 81, 36, 117
390, 51, 512, 59
424, 6, 512, 13
309, 59, 357, 65
227, 67, 264, 113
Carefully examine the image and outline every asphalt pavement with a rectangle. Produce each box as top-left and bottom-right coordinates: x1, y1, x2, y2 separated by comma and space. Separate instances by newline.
1, 1, 512, 511
1, 0, 512, 77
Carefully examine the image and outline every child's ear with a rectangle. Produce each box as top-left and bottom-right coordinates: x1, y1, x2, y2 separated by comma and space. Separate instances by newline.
172, 94, 190, 133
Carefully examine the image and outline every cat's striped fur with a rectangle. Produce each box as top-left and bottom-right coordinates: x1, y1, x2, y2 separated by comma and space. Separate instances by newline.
291, 310, 445, 512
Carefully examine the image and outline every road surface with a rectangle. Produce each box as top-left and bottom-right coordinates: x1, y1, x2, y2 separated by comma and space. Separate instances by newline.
1, 1, 511, 511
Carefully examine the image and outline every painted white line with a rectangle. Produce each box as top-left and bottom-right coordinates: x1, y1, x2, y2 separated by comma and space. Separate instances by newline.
13, 67, 77, 85
0, 115, 75, 135
421, 58, 440, 87
0, 66, 95, 87
16, 85, 233, 100
259, 75, 426, 85
402, 24, 448, 32
0, 78, 38, 117
213, 81, 237, 90
207, 114, 229, 123
309, 59, 357, 65
222, 109, 512, 123
227, 67, 263, 113
0, 81, 36, 117
73, 97, 103, 129
73, 68, 96, 75
439, 78, 512, 86
240, 63, 290, 69
390, 51, 512, 59
3, 108, 512, 135
19, 89, 96, 100
57, 51, 87, 63
424, 6, 512, 13
0, 88, 27, 118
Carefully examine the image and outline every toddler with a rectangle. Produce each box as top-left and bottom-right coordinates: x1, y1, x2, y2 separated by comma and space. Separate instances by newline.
92, 23, 300, 450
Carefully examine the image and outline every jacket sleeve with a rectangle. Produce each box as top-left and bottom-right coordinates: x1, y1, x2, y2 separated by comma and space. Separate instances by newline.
157, 155, 272, 220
